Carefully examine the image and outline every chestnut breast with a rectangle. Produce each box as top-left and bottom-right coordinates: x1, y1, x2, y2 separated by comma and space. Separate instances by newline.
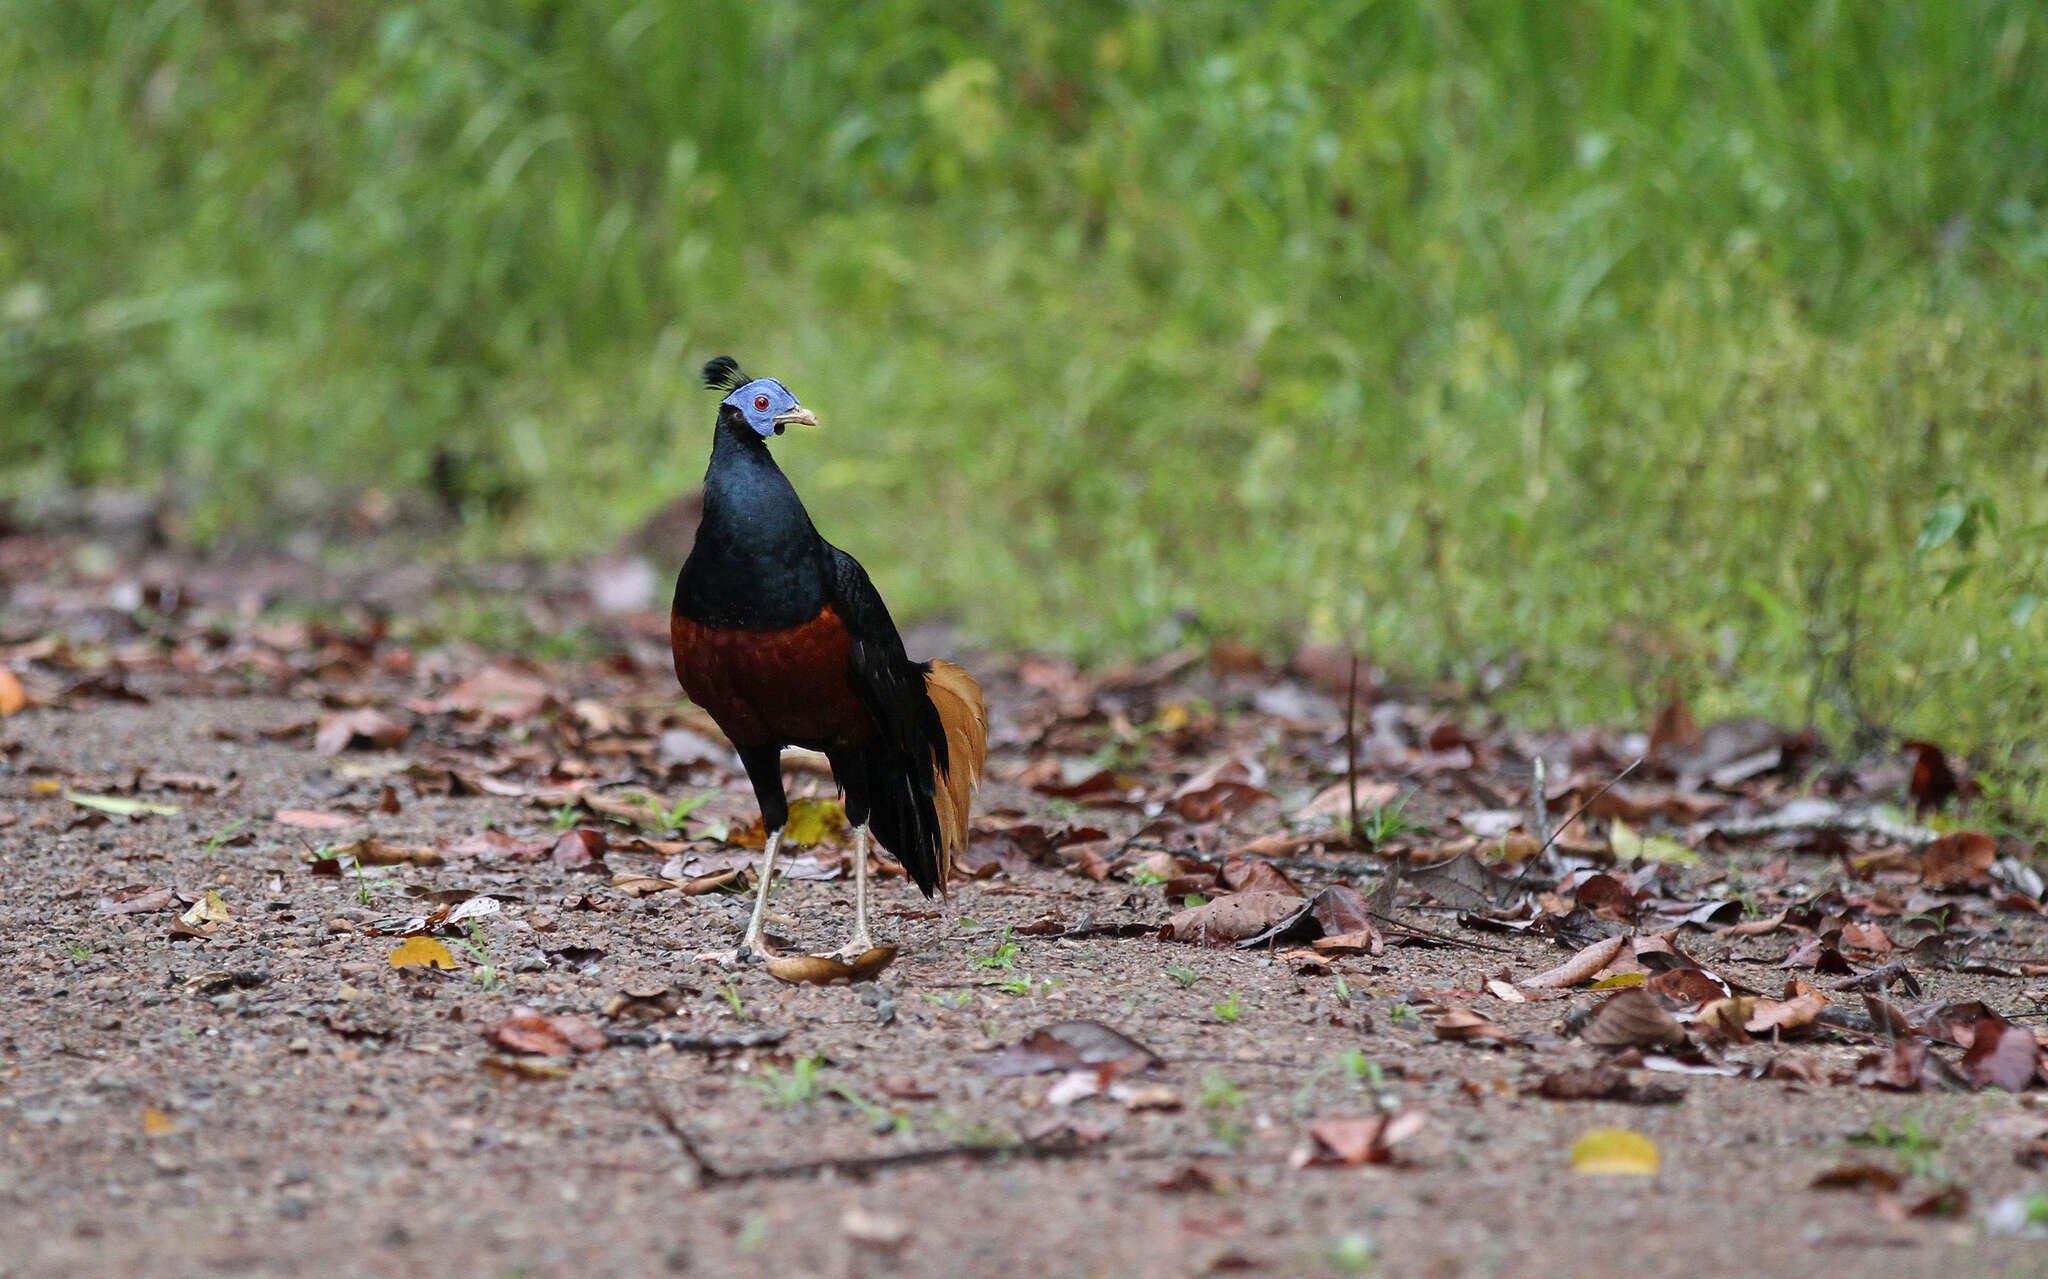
670, 606, 874, 751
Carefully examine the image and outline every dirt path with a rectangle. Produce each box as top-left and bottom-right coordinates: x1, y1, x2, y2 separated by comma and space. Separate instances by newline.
3, 682, 2045, 1279
1, 545, 2046, 1279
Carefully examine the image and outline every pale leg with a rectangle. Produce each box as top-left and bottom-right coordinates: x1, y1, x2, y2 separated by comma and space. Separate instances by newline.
737, 826, 784, 960
836, 824, 876, 958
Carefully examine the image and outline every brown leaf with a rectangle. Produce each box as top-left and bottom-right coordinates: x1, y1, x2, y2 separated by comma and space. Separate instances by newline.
1745, 992, 1828, 1036
1959, 1014, 2045, 1093
764, 946, 898, 985
1220, 856, 1302, 896
1160, 890, 1308, 946
484, 1009, 606, 1057
1811, 1163, 1903, 1192
1294, 1110, 1429, 1167
1433, 1007, 1517, 1043
334, 837, 441, 867
975, 1020, 1159, 1078
1574, 873, 1638, 922
1647, 689, 1700, 766
1921, 831, 1996, 889
1902, 740, 1960, 816
1579, 988, 1687, 1049
98, 885, 176, 915
314, 707, 411, 756
1171, 759, 1274, 823
1523, 935, 1630, 990
274, 808, 359, 830
1295, 778, 1402, 824
1533, 1066, 1683, 1104
1644, 968, 1730, 1009
552, 826, 608, 870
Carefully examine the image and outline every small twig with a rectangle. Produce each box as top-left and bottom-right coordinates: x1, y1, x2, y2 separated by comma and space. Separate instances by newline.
605, 1028, 789, 1051
1345, 653, 1361, 845
1366, 911, 1514, 955
1507, 757, 1642, 898
1826, 960, 1922, 998
645, 1089, 1094, 1186
1531, 757, 1552, 853
1688, 807, 1941, 848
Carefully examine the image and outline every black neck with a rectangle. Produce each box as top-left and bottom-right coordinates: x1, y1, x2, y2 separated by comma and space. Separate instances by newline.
673, 407, 832, 629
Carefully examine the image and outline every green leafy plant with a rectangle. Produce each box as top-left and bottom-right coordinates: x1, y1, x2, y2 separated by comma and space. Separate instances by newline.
1164, 964, 1201, 988
199, 818, 249, 856
63, 939, 91, 963
1213, 992, 1245, 1023
1130, 868, 1169, 887
748, 1057, 826, 1110
967, 928, 1019, 971
1200, 1073, 1248, 1150
718, 981, 746, 1020
1357, 793, 1424, 849
456, 921, 500, 991
548, 804, 581, 832
1389, 1002, 1421, 1028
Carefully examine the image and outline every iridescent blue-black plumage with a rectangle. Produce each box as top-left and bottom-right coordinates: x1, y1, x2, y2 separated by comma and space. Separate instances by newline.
671, 358, 985, 902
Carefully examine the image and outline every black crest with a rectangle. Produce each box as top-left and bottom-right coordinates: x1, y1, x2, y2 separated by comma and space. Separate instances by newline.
703, 356, 750, 393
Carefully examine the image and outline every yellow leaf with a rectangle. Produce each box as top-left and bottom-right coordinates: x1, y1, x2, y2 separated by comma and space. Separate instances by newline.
783, 796, 849, 846
388, 937, 457, 970
1571, 1127, 1660, 1175
142, 1107, 176, 1137
179, 890, 232, 927
1589, 973, 1647, 989
1609, 818, 1699, 865
0, 667, 24, 716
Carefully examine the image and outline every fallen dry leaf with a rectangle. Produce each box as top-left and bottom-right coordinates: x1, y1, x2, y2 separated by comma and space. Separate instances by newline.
314, 707, 411, 755
976, 1021, 1159, 1078
1293, 1110, 1429, 1167
0, 667, 25, 716
275, 808, 359, 830
1959, 1013, 2045, 1093
1534, 1067, 1683, 1104
1523, 934, 1631, 990
484, 1009, 607, 1056
1921, 831, 1996, 889
1570, 1126, 1660, 1175
1433, 1007, 1517, 1043
1160, 890, 1307, 946
764, 946, 897, 985
1579, 988, 1687, 1050
387, 937, 457, 970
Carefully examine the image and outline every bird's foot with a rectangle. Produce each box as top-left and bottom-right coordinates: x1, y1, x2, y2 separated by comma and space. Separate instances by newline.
696, 934, 781, 967
832, 933, 878, 962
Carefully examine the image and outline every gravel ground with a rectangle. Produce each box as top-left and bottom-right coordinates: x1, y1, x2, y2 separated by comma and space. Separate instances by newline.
4, 693, 2047, 1279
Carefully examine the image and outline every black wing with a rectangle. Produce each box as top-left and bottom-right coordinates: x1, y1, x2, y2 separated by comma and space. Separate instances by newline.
827, 545, 943, 766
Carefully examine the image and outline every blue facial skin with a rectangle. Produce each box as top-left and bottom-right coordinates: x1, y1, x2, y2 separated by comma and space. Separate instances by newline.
723, 377, 806, 437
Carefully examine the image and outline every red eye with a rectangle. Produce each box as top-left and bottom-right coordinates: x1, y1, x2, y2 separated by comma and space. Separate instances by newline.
754, 395, 770, 411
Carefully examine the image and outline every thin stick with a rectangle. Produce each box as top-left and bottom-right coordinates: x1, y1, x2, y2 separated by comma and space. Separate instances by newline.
1345, 652, 1361, 844
605, 1028, 790, 1051
1507, 757, 1642, 898
1531, 757, 1552, 853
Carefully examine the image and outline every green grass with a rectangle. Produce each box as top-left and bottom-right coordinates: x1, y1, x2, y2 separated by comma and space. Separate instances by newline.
6, 4, 2048, 821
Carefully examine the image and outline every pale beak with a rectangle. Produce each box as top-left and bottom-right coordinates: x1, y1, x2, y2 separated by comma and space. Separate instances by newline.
772, 406, 820, 430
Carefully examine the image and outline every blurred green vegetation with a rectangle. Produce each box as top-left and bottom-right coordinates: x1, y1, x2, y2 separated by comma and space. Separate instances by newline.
5, 2, 2048, 810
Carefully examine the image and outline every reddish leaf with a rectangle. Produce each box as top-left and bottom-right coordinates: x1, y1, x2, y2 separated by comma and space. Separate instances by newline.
274, 808, 359, 830
1171, 759, 1273, 823
1921, 831, 1996, 889
1574, 873, 1639, 922
1959, 1014, 2045, 1093
1902, 740, 1959, 817
552, 826, 608, 870
1294, 1111, 1429, 1167
313, 707, 411, 756
975, 1021, 1158, 1078
484, 1009, 607, 1057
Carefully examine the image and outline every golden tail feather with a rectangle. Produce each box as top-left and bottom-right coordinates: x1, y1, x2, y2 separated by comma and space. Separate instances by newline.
923, 659, 987, 892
